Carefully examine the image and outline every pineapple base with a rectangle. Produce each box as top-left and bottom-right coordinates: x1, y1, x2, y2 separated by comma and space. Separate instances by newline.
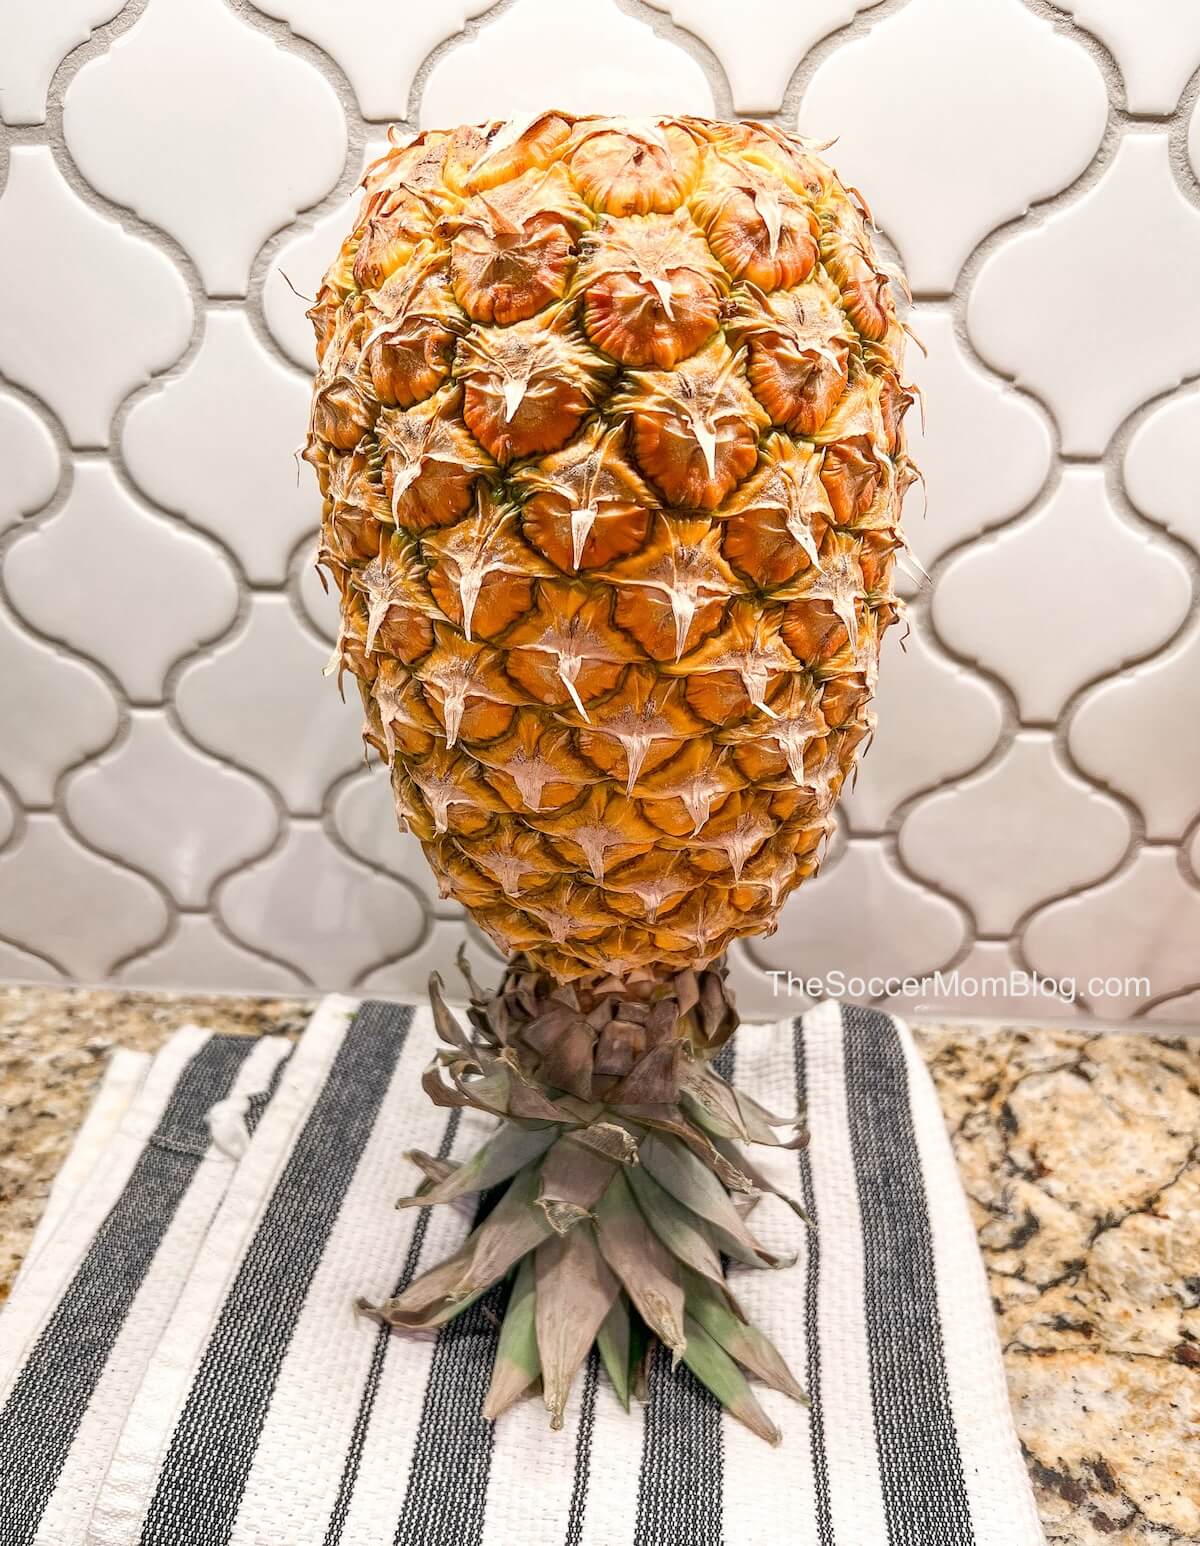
360, 954, 810, 1442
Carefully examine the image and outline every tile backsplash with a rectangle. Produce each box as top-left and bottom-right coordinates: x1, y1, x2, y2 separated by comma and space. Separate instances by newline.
1, 0, 1198, 1023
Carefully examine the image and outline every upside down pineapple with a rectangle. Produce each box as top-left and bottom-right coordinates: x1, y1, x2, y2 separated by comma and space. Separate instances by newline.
305, 112, 915, 1440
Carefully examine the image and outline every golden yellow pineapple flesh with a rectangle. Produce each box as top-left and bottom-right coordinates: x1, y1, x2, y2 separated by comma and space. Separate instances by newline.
306, 112, 915, 986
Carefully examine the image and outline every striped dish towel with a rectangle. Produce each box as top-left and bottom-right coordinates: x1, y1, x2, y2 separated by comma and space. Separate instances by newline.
0, 1025, 293, 1546
0, 998, 1044, 1546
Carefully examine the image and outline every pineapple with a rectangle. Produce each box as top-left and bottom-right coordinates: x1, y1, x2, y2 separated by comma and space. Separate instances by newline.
306, 112, 914, 1440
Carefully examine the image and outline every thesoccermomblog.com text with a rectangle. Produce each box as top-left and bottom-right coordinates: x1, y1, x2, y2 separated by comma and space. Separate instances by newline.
766, 969, 1151, 1007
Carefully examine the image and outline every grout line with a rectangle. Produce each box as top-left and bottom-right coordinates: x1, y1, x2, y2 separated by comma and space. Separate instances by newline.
774, 0, 922, 126
402, 0, 533, 131
612, 0, 734, 118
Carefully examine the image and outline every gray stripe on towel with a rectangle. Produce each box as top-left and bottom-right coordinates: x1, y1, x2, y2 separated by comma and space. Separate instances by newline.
391, 1185, 506, 1546
841, 1003, 975, 1546
139, 1002, 412, 1546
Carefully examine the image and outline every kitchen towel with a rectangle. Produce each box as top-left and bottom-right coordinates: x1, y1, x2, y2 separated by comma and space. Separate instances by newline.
0, 1026, 293, 1546
0, 997, 1045, 1546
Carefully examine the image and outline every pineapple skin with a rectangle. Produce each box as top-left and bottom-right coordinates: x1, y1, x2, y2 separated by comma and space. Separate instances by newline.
306, 113, 915, 985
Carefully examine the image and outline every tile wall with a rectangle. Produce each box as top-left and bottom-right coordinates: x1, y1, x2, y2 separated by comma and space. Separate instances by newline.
1, 0, 1198, 1022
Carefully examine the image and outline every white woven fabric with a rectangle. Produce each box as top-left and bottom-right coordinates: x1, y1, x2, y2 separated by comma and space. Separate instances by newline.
0, 997, 1045, 1546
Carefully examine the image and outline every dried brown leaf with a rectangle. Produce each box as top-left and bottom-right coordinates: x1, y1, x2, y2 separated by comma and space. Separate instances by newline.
375, 1163, 551, 1328
573, 1120, 640, 1166
538, 1136, 617, 1233
397, 1123, 557, 1210
535, 1226, 619, 1428
429, 971, 473, 1052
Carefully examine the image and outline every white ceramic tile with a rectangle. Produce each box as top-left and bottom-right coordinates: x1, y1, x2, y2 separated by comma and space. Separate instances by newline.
263, 142, 388, 371
1, 0, 1198, 1004
723, 938, 807, 1019
885, 940, 1074, 1019
174, 595, 362, 814
0, 815, 167, 980
1144, 989, 1200, 1025
842, 617, 1004, 830
970, 134, 1200, 455
0, 148, 192, 448
251, 0, 499, 121
123, 313, 315, 583
331, 770, 463, 918
296, 539, 339, 642
799, 0, 1105, 293
1025, 849, 1200, 1020
900, 732, 1130, 932
114, 915, 305, 994
421, 0, 715, 125
903, 311, 1053, 573
643, 0, 884, 114
1056, 0, 1200, 114
219, 823, 425, 987
63, 0, 346, 295
933, 469, 1191, 720
1124, 388, 1200, 558
0, 393, 59, 535
4, 462, 238, 701
65, 711, 279, 905
749, 840, 965, 990
1070, 630, 1200, 841
360, 918, 505, 1004
0, 0, 125, 124
0, 607, 119, 805
0, 940, 66, 985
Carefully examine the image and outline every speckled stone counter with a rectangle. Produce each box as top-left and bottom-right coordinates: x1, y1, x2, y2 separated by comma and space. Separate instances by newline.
915, 1025, 1199, 1546
1, 987, 1196, 1545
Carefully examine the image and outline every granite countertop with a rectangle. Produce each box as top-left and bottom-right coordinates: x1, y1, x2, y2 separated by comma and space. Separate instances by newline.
1, 986, 1196, 1545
